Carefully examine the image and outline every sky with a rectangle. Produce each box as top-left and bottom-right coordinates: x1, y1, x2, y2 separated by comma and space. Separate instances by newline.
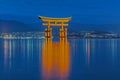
0, 0, 120, 24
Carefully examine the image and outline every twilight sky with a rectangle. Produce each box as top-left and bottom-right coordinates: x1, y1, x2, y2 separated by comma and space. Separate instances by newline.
0, 0, 120, 24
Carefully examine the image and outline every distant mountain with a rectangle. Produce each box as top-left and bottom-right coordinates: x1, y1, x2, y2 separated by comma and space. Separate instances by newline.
0, 14, 38, 24
0, 14, 120, 33
0, 20, 42, 32
69, 23, 120, 33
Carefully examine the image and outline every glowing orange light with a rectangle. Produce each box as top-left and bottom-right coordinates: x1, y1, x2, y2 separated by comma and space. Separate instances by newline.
42, 38, 70, 80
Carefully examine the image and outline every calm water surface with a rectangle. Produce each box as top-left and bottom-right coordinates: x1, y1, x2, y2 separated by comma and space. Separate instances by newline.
0, 38, 120, 80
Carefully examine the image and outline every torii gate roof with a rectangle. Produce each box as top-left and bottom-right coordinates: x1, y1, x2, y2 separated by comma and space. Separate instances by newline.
39, 16, 71, 22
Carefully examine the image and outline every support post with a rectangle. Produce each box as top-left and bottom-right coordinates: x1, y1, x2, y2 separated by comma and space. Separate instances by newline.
59, 28, 67, 39
44, 28, 52, 38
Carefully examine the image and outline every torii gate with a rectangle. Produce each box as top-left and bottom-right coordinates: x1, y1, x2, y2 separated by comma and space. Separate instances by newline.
39, 16, 71, 38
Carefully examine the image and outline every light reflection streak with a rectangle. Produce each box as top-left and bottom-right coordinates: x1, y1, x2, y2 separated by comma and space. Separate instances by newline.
4, 40, 9, 68
12, 40, 15, 56
9, 40, 12, 59
4, 40, 12, 70
9, 40, 12, 68
111, 39, 117, 64
26, 39, 35, 63
91, 39, 95, 54
42, 38, 70, 80
21, 39, 26, 58
85, 39, 90, 65
27, 40, 30, 59
31, 40, 34, 59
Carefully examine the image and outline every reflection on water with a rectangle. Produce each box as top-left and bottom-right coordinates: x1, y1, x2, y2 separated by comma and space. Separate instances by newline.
108, 39, 118, 65
1, 39, 120, 80
42, 38, 70, 80
1, 39, 43, 80
85, 39, 90, 65
4, 40, 9, 68
4, 40, 13, 70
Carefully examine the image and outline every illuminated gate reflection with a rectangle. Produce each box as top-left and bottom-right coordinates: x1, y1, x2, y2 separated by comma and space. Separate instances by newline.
42, 38, 70, 80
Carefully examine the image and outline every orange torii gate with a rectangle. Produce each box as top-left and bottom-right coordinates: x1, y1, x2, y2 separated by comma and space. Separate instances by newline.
39, 16, 71, 38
